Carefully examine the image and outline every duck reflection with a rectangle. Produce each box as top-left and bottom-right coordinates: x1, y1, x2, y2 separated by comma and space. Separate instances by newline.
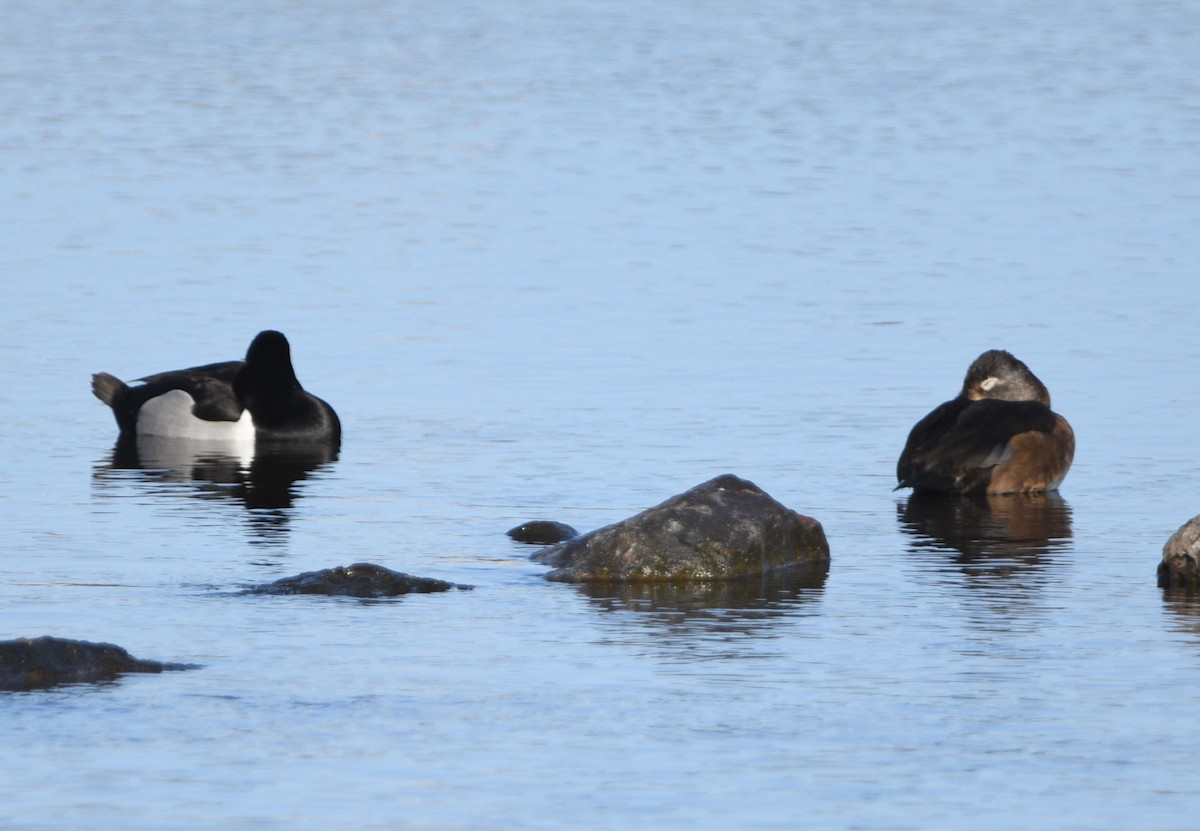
899, 491, 1073, 566
94, 434, 338, 545
572, 565, 827, 657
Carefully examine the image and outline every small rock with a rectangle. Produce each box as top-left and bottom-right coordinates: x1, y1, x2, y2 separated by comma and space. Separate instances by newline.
0, 636, 197, 692
506, 520, 579, 545
249, 562, 471, 597
531, 474, 829, 582
1160, 514, 1200, 586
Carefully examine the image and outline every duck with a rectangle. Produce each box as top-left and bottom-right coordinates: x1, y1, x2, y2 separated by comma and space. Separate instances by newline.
896, 349, 1073, 495
92, 330, 340, 445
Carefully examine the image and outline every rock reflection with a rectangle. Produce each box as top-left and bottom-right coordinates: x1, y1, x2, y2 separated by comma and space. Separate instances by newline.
573, 565, 827, 658
1160, 586, 1200, 640
93, 435, 338, 545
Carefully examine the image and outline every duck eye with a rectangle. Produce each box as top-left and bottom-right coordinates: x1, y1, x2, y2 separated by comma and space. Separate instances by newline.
979, 376, 1000, 391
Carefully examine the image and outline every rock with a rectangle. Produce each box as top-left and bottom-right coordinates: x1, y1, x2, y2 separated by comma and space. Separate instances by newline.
531, 474, 830, 582
249, 562, 471, 597
506, 520, 579, 545
1159, 514, 1200, 586
0, 636, 197, 692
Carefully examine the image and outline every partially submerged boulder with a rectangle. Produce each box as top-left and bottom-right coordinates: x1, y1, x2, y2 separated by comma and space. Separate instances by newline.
0, 636, 197, 692
1159, 514, 1200, 586
507, 520, 579, 545
250, 562, 471, 597
531, 474, 829, 582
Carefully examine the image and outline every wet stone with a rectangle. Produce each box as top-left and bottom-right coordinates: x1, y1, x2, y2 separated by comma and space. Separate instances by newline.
531, 474, 830, 583
1160, 514, 1200, 587
0, 636, 197, 692
506, 520, 579, 545
249, 562, 471, 598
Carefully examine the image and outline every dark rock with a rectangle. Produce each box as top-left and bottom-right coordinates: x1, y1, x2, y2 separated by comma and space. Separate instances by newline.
1160, 514, 1200, 586
0, 636, 197, 692
249, 562, 471, 597
531, 474, 830, 582
506, 520, 579, 545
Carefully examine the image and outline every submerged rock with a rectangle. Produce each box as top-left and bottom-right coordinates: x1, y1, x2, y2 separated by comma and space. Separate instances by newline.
250, 562, 471, 597
506, 520, 579, 545
1159, 514, 1200, 586
0, 636, 197, 692
531, 474, 829, 582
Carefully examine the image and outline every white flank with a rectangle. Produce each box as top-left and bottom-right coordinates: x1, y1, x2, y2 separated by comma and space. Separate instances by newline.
136, 389, 256, 442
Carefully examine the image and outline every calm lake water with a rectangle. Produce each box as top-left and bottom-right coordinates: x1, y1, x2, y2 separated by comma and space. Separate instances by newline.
3, 1, 1200, 828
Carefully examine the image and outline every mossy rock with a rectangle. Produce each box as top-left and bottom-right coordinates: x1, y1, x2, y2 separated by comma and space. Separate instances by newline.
531, 474, 829, 583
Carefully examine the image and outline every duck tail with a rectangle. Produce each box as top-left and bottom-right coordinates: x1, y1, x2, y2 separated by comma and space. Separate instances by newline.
91, 372, 127, 407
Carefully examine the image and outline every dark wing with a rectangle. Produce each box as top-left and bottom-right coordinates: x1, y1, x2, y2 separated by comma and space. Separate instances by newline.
897, 398, 968, 487
135, 360, 243, 385
897, 399, 1058, 492
125, 361, 246, 424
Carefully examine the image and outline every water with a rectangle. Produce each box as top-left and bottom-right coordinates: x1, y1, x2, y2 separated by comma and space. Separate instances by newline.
3, 1, 1200, 827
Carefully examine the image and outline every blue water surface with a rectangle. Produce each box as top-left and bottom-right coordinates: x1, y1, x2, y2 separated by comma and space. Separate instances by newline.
2, 2, 1200, 829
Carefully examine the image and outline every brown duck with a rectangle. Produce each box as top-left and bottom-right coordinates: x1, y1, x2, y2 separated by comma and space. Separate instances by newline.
896, 350, 1074, 495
